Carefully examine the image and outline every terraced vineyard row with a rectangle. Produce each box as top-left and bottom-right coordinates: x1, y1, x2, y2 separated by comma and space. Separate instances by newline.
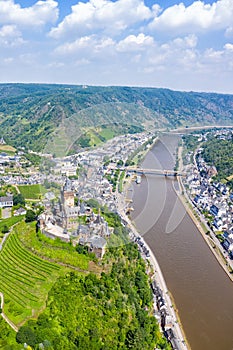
0, 232, 61, 325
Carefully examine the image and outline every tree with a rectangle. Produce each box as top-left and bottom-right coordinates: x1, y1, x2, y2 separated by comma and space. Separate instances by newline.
1, 225, 9, 234
16, 326, 37, 347
25, 210, 37, 223
117, 160, 124, 167
86, 198, 100, 209
13, 193, 25, 206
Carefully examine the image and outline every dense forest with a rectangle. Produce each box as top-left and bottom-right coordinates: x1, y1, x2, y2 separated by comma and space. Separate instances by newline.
202, 135, 233, 189
0, 83, 233, 154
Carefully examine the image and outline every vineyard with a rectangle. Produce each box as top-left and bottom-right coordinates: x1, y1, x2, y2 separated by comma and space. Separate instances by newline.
19, 221, 92, 271
0, 231, 61, 326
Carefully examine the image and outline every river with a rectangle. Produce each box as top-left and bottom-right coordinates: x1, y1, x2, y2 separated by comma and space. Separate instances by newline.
131, 135, 233, 350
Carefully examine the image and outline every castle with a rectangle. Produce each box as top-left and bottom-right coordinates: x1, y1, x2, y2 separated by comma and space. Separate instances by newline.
38, 177, 110, 258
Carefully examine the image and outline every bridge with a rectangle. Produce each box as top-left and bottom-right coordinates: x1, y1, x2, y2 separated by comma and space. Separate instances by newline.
126, 167, 186, 177
109, 166, 186, 177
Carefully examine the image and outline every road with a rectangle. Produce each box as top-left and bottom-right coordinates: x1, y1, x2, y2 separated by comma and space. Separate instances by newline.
0, 229, 11, 251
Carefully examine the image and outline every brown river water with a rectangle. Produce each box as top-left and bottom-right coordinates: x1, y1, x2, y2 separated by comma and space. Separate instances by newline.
131, 135, 233, 350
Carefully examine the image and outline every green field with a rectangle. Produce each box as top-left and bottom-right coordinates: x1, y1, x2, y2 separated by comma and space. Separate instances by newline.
0, 229, 61, 325
99, 127, 116, 140
0, 144, 16, 155
118, 171, 126, 193
0, 215, 24, 237
18, 184, 47, 199
0, 216, 24, 231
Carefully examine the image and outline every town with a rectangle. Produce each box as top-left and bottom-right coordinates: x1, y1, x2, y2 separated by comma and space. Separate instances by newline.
2, 127, 232, 350
183, 129, 233, 264
0, 131, 154, 259
0, 130, 190, 350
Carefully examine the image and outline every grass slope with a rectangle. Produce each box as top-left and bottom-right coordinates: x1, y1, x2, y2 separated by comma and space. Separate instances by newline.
0, 144, 16, 155
0, 215, 24, 237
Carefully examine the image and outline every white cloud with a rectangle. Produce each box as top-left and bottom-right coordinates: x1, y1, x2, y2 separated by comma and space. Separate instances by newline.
117, 33, 154, 52
0, 0, 58, 27
172, 34, 198, 48
55, 34, 118, 56
3, 57, 14, 64
48, 61, 65, 68
55, 33, 153, 58
147, 34, 198, 71
54, 32, 199, 71
1, 1, 233, 93
204, 48, 224, 61
95, 37, 115, 51
74, 58, 90, 66
225, 26, 233, 38
0, 24, 25, 46
149, 0, 233, 34
55, 36, 95, 54
224, 43, 233, 51
49, 0, 152, 39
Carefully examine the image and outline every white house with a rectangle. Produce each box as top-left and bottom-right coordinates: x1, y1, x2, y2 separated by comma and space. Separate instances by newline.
0, 196, 13, 208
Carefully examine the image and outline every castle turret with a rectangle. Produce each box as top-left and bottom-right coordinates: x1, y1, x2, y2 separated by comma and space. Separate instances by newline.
61, 177, 75, 208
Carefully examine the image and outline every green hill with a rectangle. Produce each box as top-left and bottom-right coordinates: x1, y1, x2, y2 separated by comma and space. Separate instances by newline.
0, 83, 233, 155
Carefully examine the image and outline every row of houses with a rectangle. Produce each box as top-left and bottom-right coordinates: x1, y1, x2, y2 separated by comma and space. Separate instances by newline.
184, 149, 233, 257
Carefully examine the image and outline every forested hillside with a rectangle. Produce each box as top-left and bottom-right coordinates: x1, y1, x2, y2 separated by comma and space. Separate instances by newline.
0, 83, 233, 152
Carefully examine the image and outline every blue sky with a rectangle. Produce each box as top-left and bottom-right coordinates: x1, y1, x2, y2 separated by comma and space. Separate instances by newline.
0, 0, 233, 93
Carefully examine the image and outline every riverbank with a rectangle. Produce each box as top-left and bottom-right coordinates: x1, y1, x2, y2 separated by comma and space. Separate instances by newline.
176, 146, 233, 282
170, 125, 233, 134
125, 133, 233, 350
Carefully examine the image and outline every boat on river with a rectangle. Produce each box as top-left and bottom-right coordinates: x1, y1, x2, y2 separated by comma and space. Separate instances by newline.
136, 175, 141, 184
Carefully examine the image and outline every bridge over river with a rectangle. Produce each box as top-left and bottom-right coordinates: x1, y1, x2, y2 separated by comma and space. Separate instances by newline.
109, 166, 186, 177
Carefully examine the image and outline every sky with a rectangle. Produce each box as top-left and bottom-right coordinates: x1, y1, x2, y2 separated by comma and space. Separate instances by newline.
0, 0, 233, 93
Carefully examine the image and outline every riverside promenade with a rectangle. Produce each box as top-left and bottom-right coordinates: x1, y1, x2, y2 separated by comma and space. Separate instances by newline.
115, 188, 189, 350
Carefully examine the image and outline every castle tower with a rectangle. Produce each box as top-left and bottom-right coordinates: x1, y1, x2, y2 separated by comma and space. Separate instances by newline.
61, 177, 75, 208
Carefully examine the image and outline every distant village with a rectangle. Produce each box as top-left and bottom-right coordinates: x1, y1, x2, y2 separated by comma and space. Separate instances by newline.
183, 129, 233, 259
